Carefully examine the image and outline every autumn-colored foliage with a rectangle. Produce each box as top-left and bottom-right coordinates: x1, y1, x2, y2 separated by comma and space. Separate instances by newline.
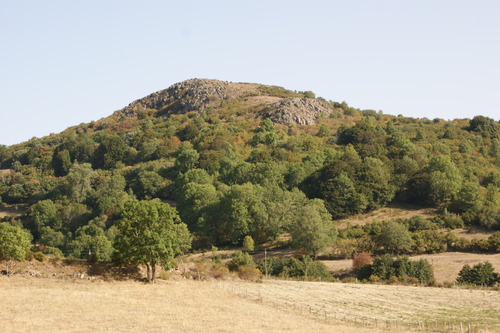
352, 252, 373, 270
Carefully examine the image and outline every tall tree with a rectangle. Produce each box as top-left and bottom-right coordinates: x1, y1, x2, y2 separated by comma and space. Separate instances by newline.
114, 200, 191, 282
287, 199, 337, 257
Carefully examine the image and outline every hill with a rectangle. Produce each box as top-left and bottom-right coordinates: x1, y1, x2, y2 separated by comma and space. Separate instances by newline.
0, 78, 499, 273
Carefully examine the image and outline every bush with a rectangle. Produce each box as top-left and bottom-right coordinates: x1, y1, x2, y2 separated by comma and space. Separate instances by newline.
456, 262, 499, 286
256, 256, 331, 280
238, 266, 261, 281
33, 251, 45, 262
352, 252, 373, 270
488, 232, 500, 252
443, 214, 464, 229
357, 254, 434, 284
405, 216, 435, 232
412, 230, 448, 254
227, 251, 255, 271
43, 246, 63, 257
242, 235, 254, 252
303, 258, 332, 280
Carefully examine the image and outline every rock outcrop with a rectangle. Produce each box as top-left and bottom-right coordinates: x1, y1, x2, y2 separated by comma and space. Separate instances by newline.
119, 79, 335, 125
260, 98, 333, 125
120, 79, 258, 117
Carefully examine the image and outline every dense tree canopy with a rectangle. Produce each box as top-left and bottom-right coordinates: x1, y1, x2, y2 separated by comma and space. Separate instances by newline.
0, 80, 499, 269
113, 200, 191, 282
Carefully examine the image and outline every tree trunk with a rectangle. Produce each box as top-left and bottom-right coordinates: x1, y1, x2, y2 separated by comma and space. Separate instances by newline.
151, 262, 156, 283
145, 263, 151, 283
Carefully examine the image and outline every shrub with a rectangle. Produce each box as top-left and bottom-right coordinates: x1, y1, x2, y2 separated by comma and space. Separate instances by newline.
405, 216, 435, 232
33, 252, 45, 262
488, 232, 500, 252
211, 264, 230, 279
412, 230, 448, 254
238, 266, 261, 281
256, 256, 331, 280
227, 251, 255, 271
456, 262, 499, 286
242, 235, 254, 252
303, 257, 332, 280
352, 252, 373, 271
443, 214, 464, 229
357, 255, 434, 284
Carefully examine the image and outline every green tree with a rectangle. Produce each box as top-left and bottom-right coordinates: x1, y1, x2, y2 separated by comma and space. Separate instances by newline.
214, 183, 268, 243
288, 199, 337, 257
457, 262, 499, 286
0, 223, 32, 275
65, 162, 94, 203
425, 155, 462, 205
114, 200, 191, 282
175, 143, 200, 173
67, 223, 114, 261
93, 135, 129, 169
321, 172, 367, 218
376, 221, 414, 254
52, 149, 72, 177
30, 199, 62, 234
227, 250, 255, 271
242, 235, 255, 252
176, 182, 218, 232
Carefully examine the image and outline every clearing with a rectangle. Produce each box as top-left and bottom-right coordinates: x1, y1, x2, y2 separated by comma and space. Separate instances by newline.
335, 203, 436, 229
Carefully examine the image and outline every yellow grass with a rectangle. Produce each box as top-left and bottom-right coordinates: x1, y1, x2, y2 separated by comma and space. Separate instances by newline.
335, 203, 436, 228
1, 276, 376, 333
451, 227, 495, 240
219, 279, 500, 332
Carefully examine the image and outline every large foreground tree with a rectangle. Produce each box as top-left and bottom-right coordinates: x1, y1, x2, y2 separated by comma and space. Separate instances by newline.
114, 200, 191, 282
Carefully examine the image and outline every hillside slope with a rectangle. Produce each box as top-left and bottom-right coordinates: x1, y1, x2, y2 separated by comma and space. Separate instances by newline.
0, 78, 499, 266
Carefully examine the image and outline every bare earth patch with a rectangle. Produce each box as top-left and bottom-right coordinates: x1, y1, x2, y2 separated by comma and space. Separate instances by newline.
0, 206, 24, 218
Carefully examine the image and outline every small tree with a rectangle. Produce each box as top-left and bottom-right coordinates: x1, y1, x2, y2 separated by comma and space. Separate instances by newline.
353, 252, 373, 271
457, 262, 499, 286
227, 250, 255, 271
242, 235, 254, 252
0, 223, 32, 275
288, 199, 338, 257
376, 221, 414, 254
114, 200, 191, 283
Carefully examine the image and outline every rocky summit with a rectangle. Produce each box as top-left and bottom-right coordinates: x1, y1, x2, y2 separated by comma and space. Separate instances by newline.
119, 79, 335, 125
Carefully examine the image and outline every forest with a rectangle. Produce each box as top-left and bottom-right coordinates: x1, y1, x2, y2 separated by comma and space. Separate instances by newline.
0, 80, 499, 283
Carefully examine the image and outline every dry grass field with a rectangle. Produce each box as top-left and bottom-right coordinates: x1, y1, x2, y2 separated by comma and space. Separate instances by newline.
218, 279, 500, 332
1, 276, 381, 333
320, 252, 500, 283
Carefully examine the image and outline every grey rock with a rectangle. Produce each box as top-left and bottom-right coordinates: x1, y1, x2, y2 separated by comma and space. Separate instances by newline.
260, 98, 333, 125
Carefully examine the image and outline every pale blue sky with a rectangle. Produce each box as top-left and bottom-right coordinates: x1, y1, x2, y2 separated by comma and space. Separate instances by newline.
1, 1, 499, 146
